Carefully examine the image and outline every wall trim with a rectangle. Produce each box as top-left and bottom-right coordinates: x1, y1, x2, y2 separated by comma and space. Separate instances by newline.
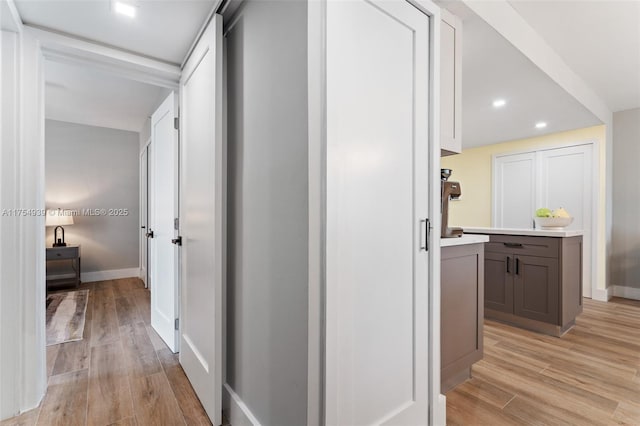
222, 383, 262, 426
47, 268, 139, 283
1, 0, 24, 32
591, 287, 612, 302
82, 268, 139, 282
612, 285, 640, 301
25, 26, 180, 90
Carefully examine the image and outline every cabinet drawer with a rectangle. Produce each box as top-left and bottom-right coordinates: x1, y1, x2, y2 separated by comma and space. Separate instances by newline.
485, 235, 559, 258
46, 247, 79, 260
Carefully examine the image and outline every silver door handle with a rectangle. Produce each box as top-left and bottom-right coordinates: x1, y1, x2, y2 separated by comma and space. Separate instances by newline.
420, 219, 430, 251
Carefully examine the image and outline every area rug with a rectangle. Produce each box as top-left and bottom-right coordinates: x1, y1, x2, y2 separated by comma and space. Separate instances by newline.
46, 289, 89, 346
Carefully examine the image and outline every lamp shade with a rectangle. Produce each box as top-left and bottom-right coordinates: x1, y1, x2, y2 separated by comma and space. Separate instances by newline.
46, 209, 74, 227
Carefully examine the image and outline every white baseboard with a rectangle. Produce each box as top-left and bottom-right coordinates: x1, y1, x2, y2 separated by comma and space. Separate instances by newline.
223, 383, 262, 426
139, 267, 147, 287
591, 287, 612, 302
612, 285, 640, 301
82, 268, 139, 282
434, 394, 447, 426
47, 267, 140, 283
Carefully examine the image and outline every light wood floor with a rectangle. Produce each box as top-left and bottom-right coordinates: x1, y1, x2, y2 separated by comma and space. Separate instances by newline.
1, 278, 212, 426
3, 285, 640, 425
447, 297, 640, 425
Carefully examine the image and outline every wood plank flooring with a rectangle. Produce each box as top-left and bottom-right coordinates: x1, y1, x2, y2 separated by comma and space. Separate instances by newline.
3, 284, 640, 425
1, 278, 212, 426
447, 297, 640, 425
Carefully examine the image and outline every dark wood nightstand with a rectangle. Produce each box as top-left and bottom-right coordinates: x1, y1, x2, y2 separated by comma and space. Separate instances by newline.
46, 245, 81, 289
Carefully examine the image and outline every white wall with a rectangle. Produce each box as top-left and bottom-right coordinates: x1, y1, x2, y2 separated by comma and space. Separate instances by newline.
611, 107, 640, 297
225, 1, 309, 425
0, 26, 47, 420
0, 28, 21, 421
45, 119, 140, 276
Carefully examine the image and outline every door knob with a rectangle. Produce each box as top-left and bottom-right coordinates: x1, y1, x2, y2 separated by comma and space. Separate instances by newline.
146, 230, 154, 238
171, 236, 182, 246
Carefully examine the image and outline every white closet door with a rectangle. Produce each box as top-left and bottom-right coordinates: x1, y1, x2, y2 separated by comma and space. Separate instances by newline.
149, 92, 179, 352
325, 1, 431, 424
179, 14, 223, 425
539, 144, 593, 297
493, 152, 537, 228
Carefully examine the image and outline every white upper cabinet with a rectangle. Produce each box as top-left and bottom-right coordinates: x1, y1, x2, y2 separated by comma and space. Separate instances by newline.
440, 9, 462, 156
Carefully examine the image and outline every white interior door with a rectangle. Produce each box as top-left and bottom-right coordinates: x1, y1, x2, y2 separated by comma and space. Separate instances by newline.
149, 92, 179, 352
179, 14, 223, 425
140, 146, 149, 287
494, 152, 537, 229
325, 1, 431, 424
539, 144, 593, 297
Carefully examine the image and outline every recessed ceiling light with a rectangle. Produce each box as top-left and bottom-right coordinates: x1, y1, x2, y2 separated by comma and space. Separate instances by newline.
114, 1, 136, 18
492, 99, 506, 108
535, 122, 548, 129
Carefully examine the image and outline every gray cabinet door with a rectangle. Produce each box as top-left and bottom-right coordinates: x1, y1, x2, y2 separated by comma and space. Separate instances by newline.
514, 255, 559, 324
484, 252, 513, 313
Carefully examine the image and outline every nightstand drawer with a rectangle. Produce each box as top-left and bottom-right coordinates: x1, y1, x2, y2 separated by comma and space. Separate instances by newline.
46, 246, 79, 260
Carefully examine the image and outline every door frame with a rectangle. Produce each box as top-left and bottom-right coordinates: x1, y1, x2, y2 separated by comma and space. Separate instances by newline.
8, 22, 183, 419
492, 139, 600, 301
139, 139, 151, 288
307, 0, 445, 424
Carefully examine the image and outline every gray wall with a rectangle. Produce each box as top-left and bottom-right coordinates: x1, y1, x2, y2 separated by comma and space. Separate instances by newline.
45, 119, 140, 273
611, 107, 640, 289
225, 1, 309, 425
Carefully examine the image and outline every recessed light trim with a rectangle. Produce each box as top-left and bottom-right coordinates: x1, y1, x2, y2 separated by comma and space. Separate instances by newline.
114, 1, 136, 18
535, 121, 548, 129
492, 99, 506, 108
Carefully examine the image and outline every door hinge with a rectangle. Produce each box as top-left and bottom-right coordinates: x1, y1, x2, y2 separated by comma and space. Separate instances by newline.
174, 117, 179, 130
174, 318, 179, 330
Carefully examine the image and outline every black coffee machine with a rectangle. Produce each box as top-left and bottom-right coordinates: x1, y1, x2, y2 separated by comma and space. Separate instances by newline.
441, 168, 463, 238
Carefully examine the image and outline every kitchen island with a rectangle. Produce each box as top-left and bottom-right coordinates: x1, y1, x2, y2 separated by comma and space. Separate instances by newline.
440, 234, 489, 392
465, 227, 584, 337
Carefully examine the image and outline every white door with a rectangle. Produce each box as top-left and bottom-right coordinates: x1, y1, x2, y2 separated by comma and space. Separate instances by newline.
179, 14, 223, 425
140, 146, 149, 287
149, 92, 179, 352
325, 1, 431, 425
539, 144, 593, 297
494, 152, 537, 228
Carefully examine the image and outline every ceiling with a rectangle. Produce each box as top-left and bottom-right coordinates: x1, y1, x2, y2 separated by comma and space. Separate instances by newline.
14, 0, 217, 65
459, 11, 601, 148
46, 60, 170, 132
18, 0, 638, 145
438, 0, 640, 148
508, 0, 640, 113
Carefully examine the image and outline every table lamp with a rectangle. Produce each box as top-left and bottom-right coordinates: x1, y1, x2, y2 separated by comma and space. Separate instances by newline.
46, 208, 74, 247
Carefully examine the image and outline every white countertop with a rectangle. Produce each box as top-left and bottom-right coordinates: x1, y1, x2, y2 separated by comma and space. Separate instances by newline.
440, 234, 490, 247
463, 227, 583, 238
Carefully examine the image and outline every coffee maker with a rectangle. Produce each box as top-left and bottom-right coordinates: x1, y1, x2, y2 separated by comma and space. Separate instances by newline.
441, 168, 463, 238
